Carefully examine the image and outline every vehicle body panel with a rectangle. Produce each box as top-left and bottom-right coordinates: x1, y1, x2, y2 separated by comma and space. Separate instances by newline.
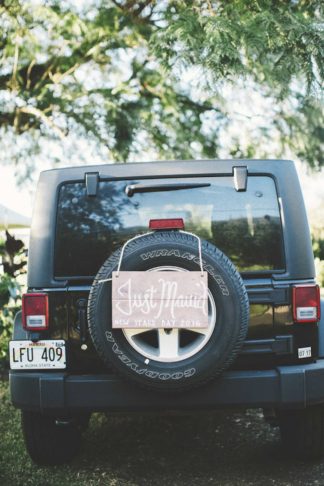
12, 159, 321, 411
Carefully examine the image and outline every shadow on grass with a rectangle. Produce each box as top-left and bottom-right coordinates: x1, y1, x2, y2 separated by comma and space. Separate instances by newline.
75, 409, 321, 486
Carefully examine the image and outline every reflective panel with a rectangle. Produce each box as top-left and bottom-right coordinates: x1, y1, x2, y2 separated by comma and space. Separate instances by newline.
55, 176, 284, 277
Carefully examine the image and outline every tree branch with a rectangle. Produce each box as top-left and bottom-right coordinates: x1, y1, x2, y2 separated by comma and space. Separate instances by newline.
19, 106, 65, 139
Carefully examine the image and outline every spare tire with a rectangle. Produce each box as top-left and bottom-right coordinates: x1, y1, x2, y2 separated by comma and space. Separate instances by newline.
88, 232, 249, 391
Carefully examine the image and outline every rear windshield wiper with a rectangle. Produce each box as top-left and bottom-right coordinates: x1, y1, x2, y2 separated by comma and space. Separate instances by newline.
125, 182, 210, 197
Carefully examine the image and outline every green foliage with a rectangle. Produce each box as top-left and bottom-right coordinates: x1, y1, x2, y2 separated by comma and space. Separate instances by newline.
312, 227, 324, 287
155, 1, 323, 94
0, 230, 26, 278
0, 1, 323, 171
313, 229, 324, 261
315, 258, 324, 288
0, 304, 19, 367
152, 0, 324, 169
0, 0, 221, 172
0, 232, 26, 369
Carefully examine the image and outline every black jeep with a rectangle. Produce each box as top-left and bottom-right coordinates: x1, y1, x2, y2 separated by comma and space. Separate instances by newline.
9, 159, 324, 464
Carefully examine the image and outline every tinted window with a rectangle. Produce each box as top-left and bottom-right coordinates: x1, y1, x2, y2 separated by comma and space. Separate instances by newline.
55, 176, 284, 277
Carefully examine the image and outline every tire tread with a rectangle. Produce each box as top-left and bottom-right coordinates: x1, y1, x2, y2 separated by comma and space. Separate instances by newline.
88, 231, 249, 391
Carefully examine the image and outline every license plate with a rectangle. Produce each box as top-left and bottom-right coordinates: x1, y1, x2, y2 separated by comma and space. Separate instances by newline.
9, 340, 66, 370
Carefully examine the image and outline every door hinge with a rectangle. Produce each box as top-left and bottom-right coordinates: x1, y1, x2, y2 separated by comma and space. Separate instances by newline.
85, 172, 99, 197
233, 166, 248, 192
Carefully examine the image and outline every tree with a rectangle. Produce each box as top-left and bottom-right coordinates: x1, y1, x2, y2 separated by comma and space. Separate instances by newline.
0, 0, 221, 176
153, 0, 323, 168
0, 0, 323, 174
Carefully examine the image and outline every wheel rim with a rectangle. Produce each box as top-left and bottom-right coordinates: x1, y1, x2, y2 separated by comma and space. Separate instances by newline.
122, 266, 216, 363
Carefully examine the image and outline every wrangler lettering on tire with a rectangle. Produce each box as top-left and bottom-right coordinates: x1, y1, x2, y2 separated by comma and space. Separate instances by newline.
88, 231, 249, 391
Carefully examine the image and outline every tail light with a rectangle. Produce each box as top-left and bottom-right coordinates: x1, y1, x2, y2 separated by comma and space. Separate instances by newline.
149, 218, 185, 230
292, 285, 320, 323
22, 293, 49, 330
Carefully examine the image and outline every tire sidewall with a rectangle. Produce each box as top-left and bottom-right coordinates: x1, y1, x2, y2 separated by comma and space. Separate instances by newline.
88, 233, 249, 390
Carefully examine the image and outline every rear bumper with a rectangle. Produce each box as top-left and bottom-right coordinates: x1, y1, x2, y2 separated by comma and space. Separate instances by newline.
9, 360, 324, 414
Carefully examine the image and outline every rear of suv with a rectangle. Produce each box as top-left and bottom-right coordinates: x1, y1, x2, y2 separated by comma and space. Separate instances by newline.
9, 159, 324, 464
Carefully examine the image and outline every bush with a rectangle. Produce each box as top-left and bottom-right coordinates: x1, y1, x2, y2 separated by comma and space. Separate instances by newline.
312, 228, 324, 288
0, 304, 20, 369
315, 258, 324, 290
0, 232, 26, 370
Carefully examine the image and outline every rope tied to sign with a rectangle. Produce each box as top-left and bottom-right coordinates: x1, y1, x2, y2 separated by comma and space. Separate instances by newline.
97, 230, 204, 284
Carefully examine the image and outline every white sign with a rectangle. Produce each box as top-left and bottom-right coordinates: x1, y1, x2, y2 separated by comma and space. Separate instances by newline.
112, 271, 208, 329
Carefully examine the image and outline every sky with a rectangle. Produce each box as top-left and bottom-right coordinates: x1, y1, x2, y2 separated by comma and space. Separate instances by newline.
0, 166, 33, 217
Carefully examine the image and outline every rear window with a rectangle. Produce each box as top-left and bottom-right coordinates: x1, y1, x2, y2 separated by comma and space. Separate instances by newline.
55, 176, 285, 278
